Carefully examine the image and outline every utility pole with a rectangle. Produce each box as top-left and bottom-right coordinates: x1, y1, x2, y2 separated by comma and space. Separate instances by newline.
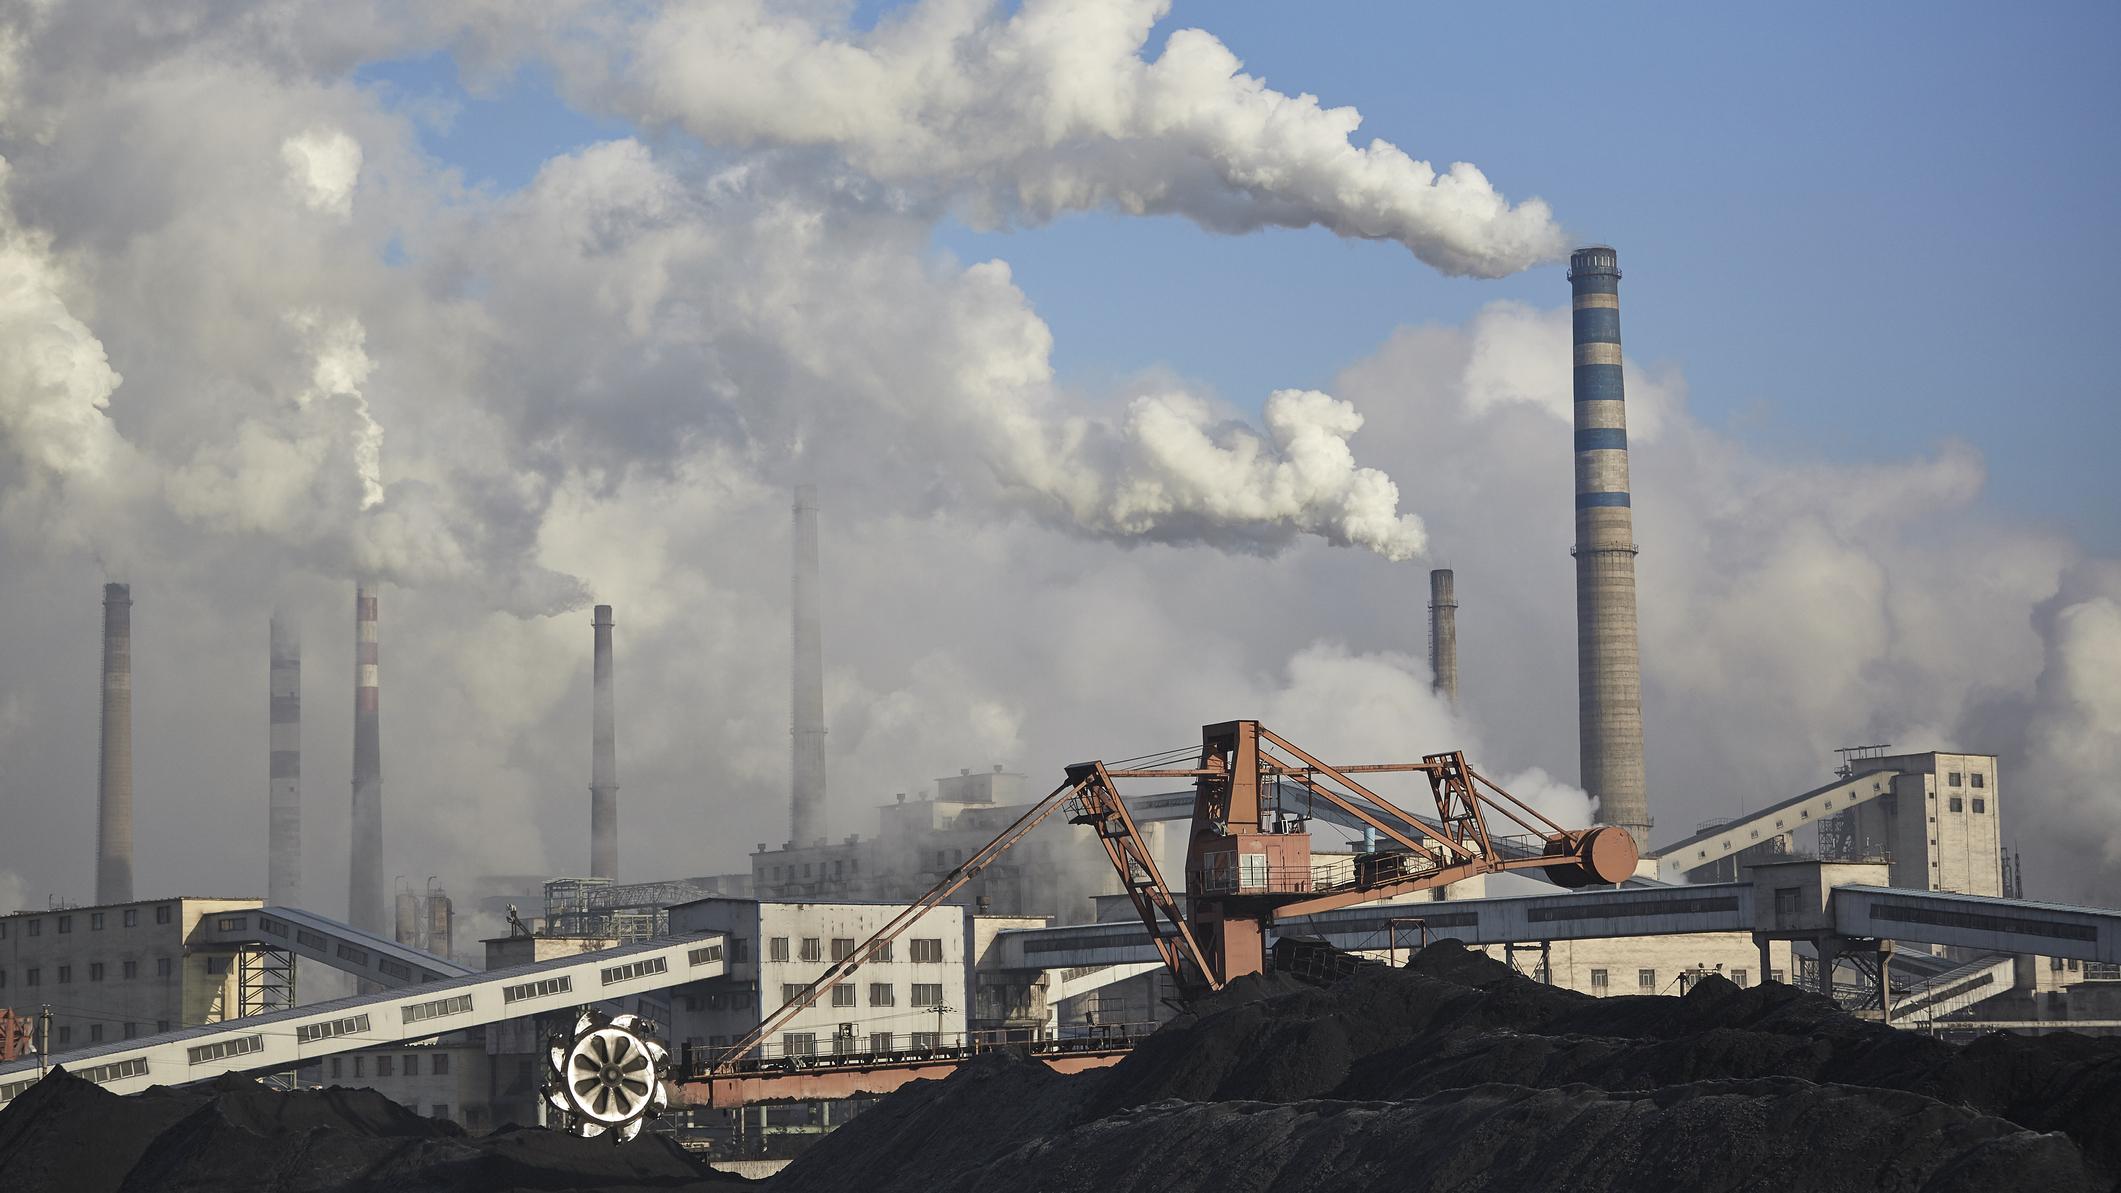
38, 1005, 51, 1077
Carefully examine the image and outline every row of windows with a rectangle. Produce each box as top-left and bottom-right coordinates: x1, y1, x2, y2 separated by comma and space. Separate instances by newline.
188, 1035, 263, 1065
1944, 796, 1989, 814
0, 904, 173, 940
1, 957, 174, 987
766, 858, 862, 882
402, 993, 473, 1024
601, 957, 669, 985
778, 1030, 942, 1057
325, 1050, 449, 1080
39, 1019, 171, 1047
773, 981, 946, 1008
1584, 967, 1781, 992
501, 975, 572, 1004
296, 1014, 372, 1045
1944, 771, 1987, 789
754, 936, 951, 965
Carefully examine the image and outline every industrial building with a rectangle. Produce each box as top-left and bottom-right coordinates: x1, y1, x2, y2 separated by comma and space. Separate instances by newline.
0, 898, 268, 1049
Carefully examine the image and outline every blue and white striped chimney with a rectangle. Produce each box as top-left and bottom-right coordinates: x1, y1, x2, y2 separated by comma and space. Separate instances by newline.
1569, 246, 1649, 847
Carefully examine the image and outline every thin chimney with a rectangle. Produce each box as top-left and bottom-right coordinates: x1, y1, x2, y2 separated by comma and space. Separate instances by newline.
268, 613, 301, 908
791, 486, 826, 848
349, 584, 384, 933
1428, 569, 1458, 705
96, 583, 134, 905
590, 604, 618, 880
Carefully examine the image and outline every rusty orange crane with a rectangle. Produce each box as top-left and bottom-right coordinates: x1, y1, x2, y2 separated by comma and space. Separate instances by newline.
706, 720, 1634, 1086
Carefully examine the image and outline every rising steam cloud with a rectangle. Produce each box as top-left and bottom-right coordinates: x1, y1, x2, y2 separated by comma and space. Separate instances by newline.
591, 0, 1566, 276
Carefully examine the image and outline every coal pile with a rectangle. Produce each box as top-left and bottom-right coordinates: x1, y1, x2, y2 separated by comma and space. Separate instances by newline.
0, 1068, 743, 1193
773, 942, 2121, 1193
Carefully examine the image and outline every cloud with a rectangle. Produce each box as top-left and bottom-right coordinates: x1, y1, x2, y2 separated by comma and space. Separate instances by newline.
280, 127, 363, 217
572, 0, 1565, 276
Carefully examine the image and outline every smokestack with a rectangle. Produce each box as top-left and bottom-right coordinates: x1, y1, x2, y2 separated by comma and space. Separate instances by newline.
1428, 569, 1458, 705
1568, 246, 1650, 846
268, 614, 301, 908
590, 604, 618, 880
349, 584, 384, 933
791, 485, 826, 848
96, 582, 133, 905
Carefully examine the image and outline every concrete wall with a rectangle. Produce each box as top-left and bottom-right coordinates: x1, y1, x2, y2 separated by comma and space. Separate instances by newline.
1849, 753, 2002, 896
1473, 932, 1795, 996
323, 1036, 490, 1128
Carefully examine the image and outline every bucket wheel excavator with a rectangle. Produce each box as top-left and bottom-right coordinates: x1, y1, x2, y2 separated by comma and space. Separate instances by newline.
711, 719, 1635, 1075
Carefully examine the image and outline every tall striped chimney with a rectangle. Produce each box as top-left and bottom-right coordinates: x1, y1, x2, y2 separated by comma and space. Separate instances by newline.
790, 486, 826, 848
268, 613, 301, 908
96, 582, 134, 905
589, 604, 618, 880
1428, 568, 1458, 705
349, 584, 384, 933
1569, 246, 1650, 846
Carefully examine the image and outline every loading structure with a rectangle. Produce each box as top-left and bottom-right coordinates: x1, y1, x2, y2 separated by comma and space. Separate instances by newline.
691, 720, 1634, 1106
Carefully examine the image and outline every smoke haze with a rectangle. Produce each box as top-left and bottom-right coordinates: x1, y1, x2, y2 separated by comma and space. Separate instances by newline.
0, 1, 2113, 919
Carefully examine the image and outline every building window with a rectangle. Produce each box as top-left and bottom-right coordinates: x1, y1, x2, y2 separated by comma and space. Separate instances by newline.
89, 963, 105, 982
911, 983, 944, 1007
782, 983, 807, 1004
768, 937, 790, 962
157, 1020, 170, 1033
831, 983, 856, 1007
56, 1026, 71, 1045
1769, 969, 1785, 984
1949, 796, 1964, 813
206, 956, 229, 975
1947, 771, 1963, 787
124, 909, 138, 927
801, 864, 811, 878
910, 1032, 940, 1050
123, 961, 137, 979
330, 1057, 342, 1078
57, 915, 71, 934
377, 1055, 394, 1077
157, 958, 172, 978
403, 1055, 419, 1076
870, 1032, 894, 1053
870, 983, 896, 1006
874, 941, 893, 962
352, 1057, 365, 1078
0, 970, 6, 988
799, 938, 822, 962
57, 965, 71, 984
782, 1032, 817, 1057
910, 938, 944, 964
26, 968, 39, 987
89, 1024, 103, 1043
1731, 968, 1748, 987
156, 905, 172, 925
831, 937, 856, 962
730, 937, 749, 963
1774, 888, 1800, 917
27, 920, 40, 937
1638, 969, 1657, 993
431, 1105, 450, 1121
432, 1053, 449, 1075
833, 1031, 856, 1056
124, 1022, 138, 1039
90, 912, 106, 930
1972, 798, 1986, 814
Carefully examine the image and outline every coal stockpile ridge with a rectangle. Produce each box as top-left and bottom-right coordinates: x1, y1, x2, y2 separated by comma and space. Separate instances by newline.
773, 941, 2121, 1193
0, 1068, 744, 1193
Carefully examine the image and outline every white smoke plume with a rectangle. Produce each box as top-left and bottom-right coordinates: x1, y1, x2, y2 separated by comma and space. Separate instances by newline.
574, 0, 1566, 276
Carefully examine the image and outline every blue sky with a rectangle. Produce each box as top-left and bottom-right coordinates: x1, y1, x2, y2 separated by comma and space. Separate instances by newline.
357, 2, 2120, 549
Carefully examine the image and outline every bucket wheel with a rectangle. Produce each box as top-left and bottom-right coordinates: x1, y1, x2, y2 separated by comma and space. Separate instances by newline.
543, 1009, 671, 1142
